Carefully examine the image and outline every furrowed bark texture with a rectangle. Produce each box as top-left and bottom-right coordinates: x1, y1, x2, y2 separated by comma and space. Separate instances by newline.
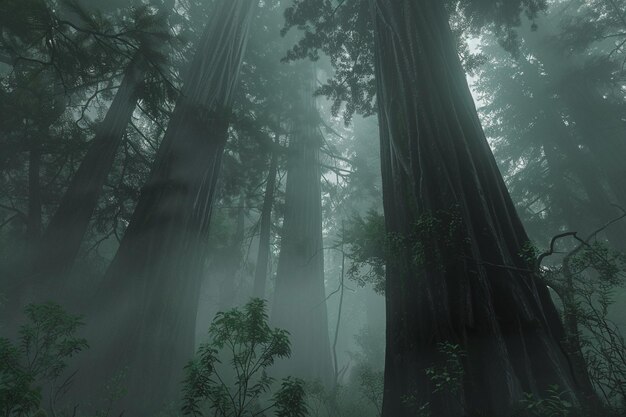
271, 71, 333, 386
370, 1, 581, 416
83, 2, 256, 414
253, 146, 278, 298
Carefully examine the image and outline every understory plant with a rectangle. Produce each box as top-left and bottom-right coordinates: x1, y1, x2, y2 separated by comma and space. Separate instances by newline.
0, 303, 88, 417
538, 229, 626, 411
181, 298, 307, 417
518, 385, 574, 417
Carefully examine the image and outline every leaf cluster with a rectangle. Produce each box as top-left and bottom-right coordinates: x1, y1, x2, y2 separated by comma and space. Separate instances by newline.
518, 385, 573, 417
342, 210, 386, 294
181, 298, 307, 417
281, 0, 547, 124
0, 303, 88, 417
424, 342, 465, 396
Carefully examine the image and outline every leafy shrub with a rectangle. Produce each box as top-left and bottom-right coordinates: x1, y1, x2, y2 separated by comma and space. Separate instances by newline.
181, 298, 307, 417
424, 342, 465, 396
0, 303, 88, 417
519, 385, 574, 417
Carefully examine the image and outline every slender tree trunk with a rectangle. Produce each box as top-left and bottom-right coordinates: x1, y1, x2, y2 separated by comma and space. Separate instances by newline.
218, 194, 246, 310
33, 56, 146, 279
370, 1, 582, 416
559, 259, 601, 411
4, 56, 147, 334
26, 135, 42, 244
19, 3, 172, 287
82, 2, 257, 414
271, 68, 333, 386
253, 143, 278, 298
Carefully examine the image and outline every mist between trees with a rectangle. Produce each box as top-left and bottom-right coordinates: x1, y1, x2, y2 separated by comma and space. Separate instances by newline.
1, 0, 626, 416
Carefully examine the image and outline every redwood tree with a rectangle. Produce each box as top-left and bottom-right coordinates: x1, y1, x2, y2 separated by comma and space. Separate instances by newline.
253, 145, 278, 298
371, 2, 580, 415
4, 3, 174, 320
282, 0, 584, 415
32, 55, 147, 278
83, 1, 257, 414
31, 3, 174, 279
271, 67, 333, 386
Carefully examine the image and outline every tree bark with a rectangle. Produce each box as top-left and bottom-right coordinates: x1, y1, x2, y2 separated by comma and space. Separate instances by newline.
81, 1, 257, 414
253, 142, 278, 298
271, 67, 333, 387
370, 1, 582, 416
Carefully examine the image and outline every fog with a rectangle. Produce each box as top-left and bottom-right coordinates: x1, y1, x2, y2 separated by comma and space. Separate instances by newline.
1, 1, 625, 416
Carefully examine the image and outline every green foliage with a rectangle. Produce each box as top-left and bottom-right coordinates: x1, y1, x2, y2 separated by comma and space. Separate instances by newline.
181, 298, 307, 417
281, 0, 546, 124
354, 365, 383, 414
424, 342, 465, 396
405, 209, 468, 272
273, 378, 308, 417
343, 210, 386, 294
303, 377, 381, 417
0, 303, 88, 417
302, 325, 385, 417
518, 385, 574, 417
343, 207, 470, 293
564, 243, 626, 407
399, 342, 466, 417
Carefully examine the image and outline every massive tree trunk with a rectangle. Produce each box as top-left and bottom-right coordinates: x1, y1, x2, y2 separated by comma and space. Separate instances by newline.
271, 70, 333, 386
82, 2, 257, 414
253, 144, 278, 298
370, 1, 582, 416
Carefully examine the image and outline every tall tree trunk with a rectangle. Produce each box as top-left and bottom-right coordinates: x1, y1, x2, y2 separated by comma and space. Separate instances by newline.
17, 2, 172, 289
26, 134, 42, 244
82, 2, 257, 414
218, 194, 246, 310
544, 115, 626, 249
33, 56, 146, 279
253, 144, 278, 298
271, 69, 333, 386
370, 1, 582, 416
4, 55, 147, 336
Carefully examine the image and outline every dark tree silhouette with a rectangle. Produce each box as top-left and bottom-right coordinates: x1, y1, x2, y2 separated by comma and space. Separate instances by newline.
82, 1, 258, 414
